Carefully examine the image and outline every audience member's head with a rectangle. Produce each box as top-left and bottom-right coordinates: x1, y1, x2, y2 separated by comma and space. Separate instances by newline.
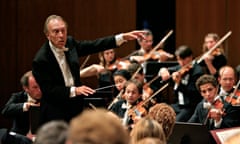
148, 103, 176, 139
67, 108, 129, 144
135, 137, 166, 144
130, 117, 166, 144
34, 120, 68, 144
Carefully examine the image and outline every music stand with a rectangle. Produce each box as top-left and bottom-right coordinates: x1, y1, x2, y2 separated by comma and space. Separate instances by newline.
168, 122, 211, 144
144, 61, 178, 81
29, 106, 41, 135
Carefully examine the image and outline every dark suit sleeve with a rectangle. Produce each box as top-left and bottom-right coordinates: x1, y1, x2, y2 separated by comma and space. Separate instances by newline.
188, 102, 202, 123
1, 93, 26, 118
220, 104, 240, 128
67, 36, 117, 56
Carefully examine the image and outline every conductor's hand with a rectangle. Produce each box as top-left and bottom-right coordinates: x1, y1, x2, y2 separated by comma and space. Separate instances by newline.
75, 85, 95, 96
122, 30, 147, 41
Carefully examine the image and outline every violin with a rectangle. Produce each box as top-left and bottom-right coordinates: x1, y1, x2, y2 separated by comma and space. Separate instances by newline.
143, 49, 174, 62
197, 31, 232, 64
225, 80, 240, 106
225, 92, 240, 106
212, 98, 224, 109
178, 64, 193, 76
142, 84, 154, 100
210, 48, 222, 57
205, 96, 225, 123
107, 59, 131, 70
127, 101, 148, 123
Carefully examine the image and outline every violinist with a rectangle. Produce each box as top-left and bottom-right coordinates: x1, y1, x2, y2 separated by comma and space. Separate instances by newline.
129, 29, 173, 64
79, 49, 117, 80
97, 49, 118, 89
188, 74, 240, 130
127, 63, 150, 99
109, 79, 147, 127
127, 62, 160, 105
112, 69, 131, 98
200, 33, 227, 76
159, 45, 204, 122
218, 66, 240, 106
107, 69, 132, 110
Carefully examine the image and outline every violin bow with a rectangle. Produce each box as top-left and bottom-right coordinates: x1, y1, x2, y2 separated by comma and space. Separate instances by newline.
128, 83, 169, 114
145, 30, 173, 61
141, 82, 169, 106
228, 79, 240, 102
197, 31, 232, 64
80, 55, 91, 70
89, 103, 97, 110
107, 90, 124, 110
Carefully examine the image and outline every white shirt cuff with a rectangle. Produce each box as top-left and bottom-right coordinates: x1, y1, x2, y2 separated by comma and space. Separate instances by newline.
23, 103, 28, 112
115, 33, 127, 46
214, 118, 223, 128
70, 87, 76, 97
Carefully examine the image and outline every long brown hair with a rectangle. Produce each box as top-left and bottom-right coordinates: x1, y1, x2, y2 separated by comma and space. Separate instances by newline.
202, 33, 224, 53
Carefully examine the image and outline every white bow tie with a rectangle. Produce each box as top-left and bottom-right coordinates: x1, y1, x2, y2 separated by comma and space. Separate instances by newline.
56, 47, 69, 53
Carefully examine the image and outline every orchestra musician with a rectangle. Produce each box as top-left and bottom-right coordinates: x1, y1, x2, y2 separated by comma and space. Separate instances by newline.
218, 66, 236, 98
127, 62, 162, 106
127, 62, 151, 99
109, 79, 147, 128
107, 69, 132, 110
217, 66, 240, 106
129, 29, 173, 64
200, 33, 227, 77
159, 45, 204, 122
188, 74, 240, 130
112, 69, 131, 99
1, 71, 41, 136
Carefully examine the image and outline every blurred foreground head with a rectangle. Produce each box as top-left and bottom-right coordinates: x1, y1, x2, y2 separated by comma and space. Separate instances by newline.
67, 108, 129, 144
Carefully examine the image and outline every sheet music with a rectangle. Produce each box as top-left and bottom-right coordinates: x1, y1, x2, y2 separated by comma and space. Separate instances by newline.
215, 127, 240, 143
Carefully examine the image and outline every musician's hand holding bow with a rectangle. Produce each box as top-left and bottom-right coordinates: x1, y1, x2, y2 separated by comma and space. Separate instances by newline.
158, 68, 170, 81
24, 101, 40, 112
172, 71, 182, 84
209, 108, 224, 122
204, 54, 214, 65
